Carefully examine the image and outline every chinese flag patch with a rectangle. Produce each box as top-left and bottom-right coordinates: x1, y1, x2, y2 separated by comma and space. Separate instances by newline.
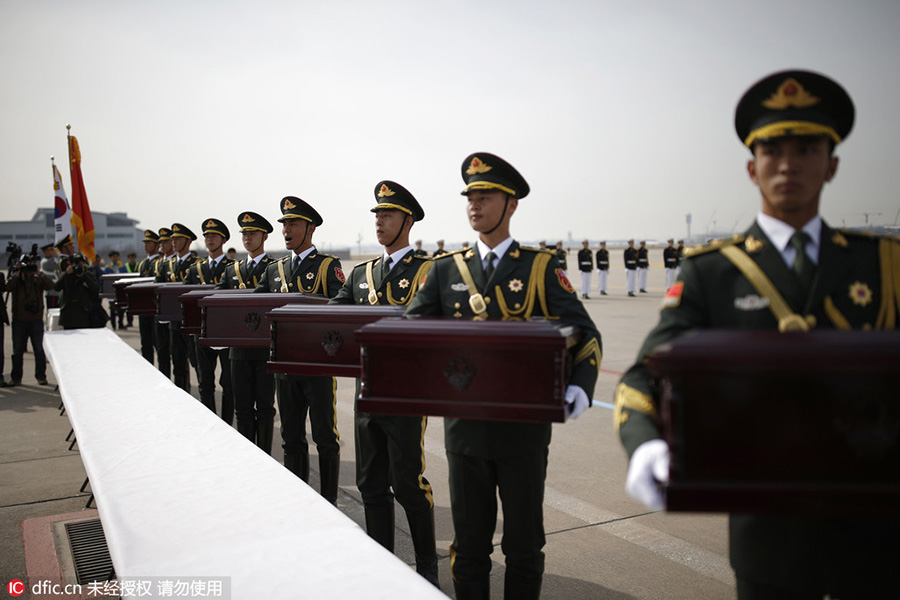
335, 267, 345, 283
555, 269, 575, 293
661, 281, 684, 308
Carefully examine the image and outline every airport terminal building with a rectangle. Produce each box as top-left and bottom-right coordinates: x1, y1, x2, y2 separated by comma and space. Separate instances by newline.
1, 208, 144, 259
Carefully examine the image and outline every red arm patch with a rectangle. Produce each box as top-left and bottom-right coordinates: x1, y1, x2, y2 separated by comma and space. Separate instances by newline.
335, 267, 345, 283
555, 268, 575, 293
661, 281, 683, 308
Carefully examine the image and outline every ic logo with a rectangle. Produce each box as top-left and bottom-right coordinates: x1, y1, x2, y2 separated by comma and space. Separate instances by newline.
8, 579, 25, 597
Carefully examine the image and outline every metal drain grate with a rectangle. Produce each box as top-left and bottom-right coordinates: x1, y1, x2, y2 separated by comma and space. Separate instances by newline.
64, 518, 115, 585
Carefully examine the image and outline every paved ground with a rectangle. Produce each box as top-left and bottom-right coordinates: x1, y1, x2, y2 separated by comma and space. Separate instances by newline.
0, 259, 736, 599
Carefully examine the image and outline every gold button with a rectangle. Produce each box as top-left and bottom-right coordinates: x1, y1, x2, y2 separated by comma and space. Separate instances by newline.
378, 291, 383, 297
454, 302, 460, 309
485, 297, 491, 304
515, 303, 521, 309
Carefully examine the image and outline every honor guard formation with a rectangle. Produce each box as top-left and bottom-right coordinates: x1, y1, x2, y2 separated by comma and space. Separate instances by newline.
13, 68, 899, 600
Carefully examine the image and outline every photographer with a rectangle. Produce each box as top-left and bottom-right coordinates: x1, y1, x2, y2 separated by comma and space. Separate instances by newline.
6, 255, 54, 386
55, 253, 101, 330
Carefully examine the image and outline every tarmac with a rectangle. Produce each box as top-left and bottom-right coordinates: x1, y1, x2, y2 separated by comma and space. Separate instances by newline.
0, 260, 736, 600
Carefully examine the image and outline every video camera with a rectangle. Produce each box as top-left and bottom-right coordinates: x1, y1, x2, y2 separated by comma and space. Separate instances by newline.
69, 252, 87, 276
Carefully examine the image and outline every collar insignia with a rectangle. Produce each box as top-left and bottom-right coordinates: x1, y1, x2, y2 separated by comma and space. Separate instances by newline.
744, 235, 764, 253
283, 198, 297, 210
402, 255, 413, 264
466, 156, 492, 175
849, 281, 873, 307
464, 249, 475, 259
734, 294, 771, 311
509, 248, 520, 259
451, 282, 469, 292
832, 232, 849, 247
508, 279, 523, 292
763, 78, 820, 110
398, 278, 410, 289
378, 184, 395, 197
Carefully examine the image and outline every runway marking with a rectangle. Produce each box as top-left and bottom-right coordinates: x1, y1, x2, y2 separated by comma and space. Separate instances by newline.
542, 487, 735, 586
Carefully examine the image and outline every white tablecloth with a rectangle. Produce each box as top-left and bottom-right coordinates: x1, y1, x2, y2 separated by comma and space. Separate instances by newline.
44, 328, 447, 599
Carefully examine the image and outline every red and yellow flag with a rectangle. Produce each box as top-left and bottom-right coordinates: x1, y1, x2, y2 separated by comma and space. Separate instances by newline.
67, 129, 96, 263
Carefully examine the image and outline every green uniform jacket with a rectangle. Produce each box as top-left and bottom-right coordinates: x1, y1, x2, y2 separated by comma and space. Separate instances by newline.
329, 250, 431, 306
183, 256, 233, 285
615, 220, 900, 590
253, 249, 344, 298
405, 242, 602, 459
137, 255, 160, 277
155, 255, 200, 283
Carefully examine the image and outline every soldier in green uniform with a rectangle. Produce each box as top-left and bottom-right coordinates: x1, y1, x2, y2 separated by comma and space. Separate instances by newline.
136, 229, 161, 364
185, 219, 235, 422
330, 181, 438, 586
255, 196, 345, 503
432, 239, 447, 257
406, 152, 602, 600
156, 223, 200, 393
615, 70, 900, 599
413, 239, 428, 257
217, 211, 275, 453
153, 227, 175, 379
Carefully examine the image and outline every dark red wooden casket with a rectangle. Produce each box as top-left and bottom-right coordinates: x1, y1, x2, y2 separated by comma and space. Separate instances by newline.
179, 288, 249, 335
646, 330, 900, 516
113, 276, 155, 312
99, 272, 143, 299
357, 318, 577, 423
125, 282, 168, 316
156, 284, 213, 323
198, 293, 328, 348
266, 305, 405, 377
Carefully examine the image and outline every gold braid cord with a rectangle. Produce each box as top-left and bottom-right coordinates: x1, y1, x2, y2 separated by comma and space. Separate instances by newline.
613, 383, 658, 431
386, 261, 432, 306
494, 252, 552, 318
875, 238, 900, 329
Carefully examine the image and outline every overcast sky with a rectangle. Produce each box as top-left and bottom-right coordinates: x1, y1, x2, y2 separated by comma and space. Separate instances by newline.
2, 0, 899, 252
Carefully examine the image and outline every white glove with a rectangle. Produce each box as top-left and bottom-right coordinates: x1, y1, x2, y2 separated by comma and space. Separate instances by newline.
565, 385, 590, 419
625, 439, 670, 511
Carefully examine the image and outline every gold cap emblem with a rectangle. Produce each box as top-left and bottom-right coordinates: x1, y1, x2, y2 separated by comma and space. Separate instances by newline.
205, 219, 217, 228
763, 78, 820, 110
378, 184, 395, 198
466, 157, 492, 175
283, 198, 296, 210
242, 214, 255, 223
173, 224, 181, 231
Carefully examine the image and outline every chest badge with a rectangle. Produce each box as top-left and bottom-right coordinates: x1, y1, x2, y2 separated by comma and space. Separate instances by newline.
274, 277, 282, 283
734, 294, 770, 311
398, 278, 410, 289
451, 282, 469, 292
305, 272, 315, 280
508, 279, 524, 292
359, 282, 369, 289
849, 281, 873, 307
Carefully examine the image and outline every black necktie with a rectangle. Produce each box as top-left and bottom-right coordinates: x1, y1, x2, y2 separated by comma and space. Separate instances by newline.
381, 256, 393, 277
789, 231, 815, 293
484, 251, 496, 281
292, 255, 299, 273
